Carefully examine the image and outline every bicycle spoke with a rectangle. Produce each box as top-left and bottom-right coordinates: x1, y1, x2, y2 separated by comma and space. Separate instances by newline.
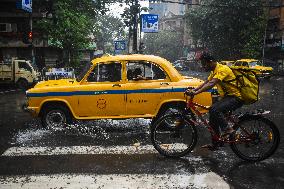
151, 114, 197, 157
230, 115, 280, 161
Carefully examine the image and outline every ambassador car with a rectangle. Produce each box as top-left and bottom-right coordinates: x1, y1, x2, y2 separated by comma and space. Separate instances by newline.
25, 54, 213, 127
233, 59, 273, 78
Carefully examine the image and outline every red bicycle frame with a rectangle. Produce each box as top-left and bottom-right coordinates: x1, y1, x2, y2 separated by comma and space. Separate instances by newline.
186, 96, 240, 144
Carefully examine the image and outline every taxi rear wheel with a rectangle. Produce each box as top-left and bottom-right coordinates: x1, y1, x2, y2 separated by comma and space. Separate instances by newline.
41, 104, 72, 128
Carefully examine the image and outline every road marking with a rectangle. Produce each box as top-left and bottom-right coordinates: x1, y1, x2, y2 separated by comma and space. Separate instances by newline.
0, 173, 230, 189
2, 144, 189, 156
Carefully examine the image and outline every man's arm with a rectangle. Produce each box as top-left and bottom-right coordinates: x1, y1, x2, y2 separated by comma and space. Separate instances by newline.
193, 78, 219, 95
193, 79, 209, 92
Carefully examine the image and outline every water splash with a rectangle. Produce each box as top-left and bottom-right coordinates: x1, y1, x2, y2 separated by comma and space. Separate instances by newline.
12, 118, 151, 146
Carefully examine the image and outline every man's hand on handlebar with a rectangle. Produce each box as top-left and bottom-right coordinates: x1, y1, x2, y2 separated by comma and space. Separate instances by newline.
185, 89, 196, 98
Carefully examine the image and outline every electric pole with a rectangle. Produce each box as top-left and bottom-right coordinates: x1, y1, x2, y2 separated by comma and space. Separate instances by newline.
132, 0, 139, 53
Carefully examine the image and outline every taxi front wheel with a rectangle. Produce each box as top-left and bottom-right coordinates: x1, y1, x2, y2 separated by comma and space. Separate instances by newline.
151, 105, 185, 127
41, 105, 72, 128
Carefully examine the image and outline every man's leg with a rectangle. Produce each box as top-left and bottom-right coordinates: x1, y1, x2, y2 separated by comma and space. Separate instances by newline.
209, 96, 243, 135
201, 96, 243, 150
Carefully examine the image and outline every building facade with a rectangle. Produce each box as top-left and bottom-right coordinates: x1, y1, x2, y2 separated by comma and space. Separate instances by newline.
0, 0, 59, 69
0, 0, 94, 70
265, 0, 284, 73
149, 0, 200, 60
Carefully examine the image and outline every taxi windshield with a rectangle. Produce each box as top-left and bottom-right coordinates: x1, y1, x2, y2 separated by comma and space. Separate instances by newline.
76, 62, 91, 82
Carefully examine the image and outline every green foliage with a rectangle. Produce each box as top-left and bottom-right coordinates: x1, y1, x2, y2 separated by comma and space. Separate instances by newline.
186, 0, 268, 60
35, 0, 110, 66
119, 0, 149, 53
93, 14, 127, 54
143, 30, 184, 62
120, 1, 140, 27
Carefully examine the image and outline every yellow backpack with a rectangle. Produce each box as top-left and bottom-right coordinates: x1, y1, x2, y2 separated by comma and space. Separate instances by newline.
226, 67, 259, 105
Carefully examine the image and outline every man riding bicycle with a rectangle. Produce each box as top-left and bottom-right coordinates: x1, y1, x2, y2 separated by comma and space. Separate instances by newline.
186, 52, 244, 151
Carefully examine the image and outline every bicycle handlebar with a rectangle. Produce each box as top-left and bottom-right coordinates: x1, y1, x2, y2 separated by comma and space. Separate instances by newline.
184, 89, 195, 100
184, 89, 210, 110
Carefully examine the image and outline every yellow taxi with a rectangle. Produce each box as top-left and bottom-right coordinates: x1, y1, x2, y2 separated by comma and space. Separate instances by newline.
25, 54, 213, 127
232, 59, 273, 78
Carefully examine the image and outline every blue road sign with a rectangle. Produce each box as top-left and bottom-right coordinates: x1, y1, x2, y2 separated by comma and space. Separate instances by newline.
114, 40, 126, 51
141, 14, 159, 33
22, 0, 32, 13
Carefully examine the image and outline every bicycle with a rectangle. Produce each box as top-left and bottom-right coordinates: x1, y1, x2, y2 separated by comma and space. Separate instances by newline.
151, 93, 280, 162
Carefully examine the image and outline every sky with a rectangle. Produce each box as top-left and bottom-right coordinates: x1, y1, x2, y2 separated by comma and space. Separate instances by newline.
109, 1, 149, 18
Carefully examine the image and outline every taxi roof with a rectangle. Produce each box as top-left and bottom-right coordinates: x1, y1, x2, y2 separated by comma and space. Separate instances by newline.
92, 54, 169, 63
236, 59, 258, 63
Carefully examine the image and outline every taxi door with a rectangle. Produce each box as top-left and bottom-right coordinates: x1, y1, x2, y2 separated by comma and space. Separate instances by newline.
124, 61, 172, 117
77, 62, 126, 118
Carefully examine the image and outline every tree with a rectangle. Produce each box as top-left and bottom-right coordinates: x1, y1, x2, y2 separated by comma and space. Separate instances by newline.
93, 14, 127, 54
185, 0, 268, 60
143, 30, 184, 62
120, 0, 148, 53
35, 0, 109, 67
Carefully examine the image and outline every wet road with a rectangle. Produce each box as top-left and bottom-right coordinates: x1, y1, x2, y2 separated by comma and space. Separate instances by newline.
0, 74, 283, 189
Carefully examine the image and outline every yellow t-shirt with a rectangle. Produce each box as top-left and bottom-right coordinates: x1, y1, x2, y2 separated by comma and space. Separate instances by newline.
208, 63, 242, 99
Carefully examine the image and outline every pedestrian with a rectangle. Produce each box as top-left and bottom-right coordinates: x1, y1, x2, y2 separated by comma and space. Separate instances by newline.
186, 52, 244, 151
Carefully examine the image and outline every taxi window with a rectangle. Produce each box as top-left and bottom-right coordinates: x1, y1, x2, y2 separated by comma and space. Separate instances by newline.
242, 62, 249, 67
234, 61, 242, 66
87, 62, 122, 82
227, 62, 233, 66
126, 61, 166, 81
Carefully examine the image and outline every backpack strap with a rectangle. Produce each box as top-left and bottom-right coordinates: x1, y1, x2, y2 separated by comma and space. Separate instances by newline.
222, 76, 240, 87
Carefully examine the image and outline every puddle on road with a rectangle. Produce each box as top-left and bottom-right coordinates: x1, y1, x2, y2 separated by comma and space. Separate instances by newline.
13, 129, 51, 146
12, 118, 151, 146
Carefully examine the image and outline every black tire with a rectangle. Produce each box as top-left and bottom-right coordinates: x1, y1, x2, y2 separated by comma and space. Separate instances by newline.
230, 115, 280, 162
41, 104, 73, 128
17, 79, 28, 90
151, 113, 198, 157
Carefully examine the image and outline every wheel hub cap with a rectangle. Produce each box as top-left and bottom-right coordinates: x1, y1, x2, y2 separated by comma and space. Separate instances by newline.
46, 110, 66, 127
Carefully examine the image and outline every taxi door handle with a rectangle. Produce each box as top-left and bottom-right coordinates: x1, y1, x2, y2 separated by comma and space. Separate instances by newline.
112, 84, 121, 87
160, 82, 169, 85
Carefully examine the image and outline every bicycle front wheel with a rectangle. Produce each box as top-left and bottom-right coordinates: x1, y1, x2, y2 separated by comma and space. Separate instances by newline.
151, 113, 197, 158
230, 115, 280, 162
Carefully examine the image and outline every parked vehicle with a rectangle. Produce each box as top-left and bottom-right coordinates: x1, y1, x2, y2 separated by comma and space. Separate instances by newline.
0, 58, 39, 89
24, 54, 214, 127
232, 59, 273, 78
173, 60, 189, 71
43, 67, 75, 80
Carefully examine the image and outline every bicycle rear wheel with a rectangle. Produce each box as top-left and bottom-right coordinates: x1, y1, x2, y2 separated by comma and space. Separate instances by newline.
230, 115, 280, 162
151, 113, 197, 157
